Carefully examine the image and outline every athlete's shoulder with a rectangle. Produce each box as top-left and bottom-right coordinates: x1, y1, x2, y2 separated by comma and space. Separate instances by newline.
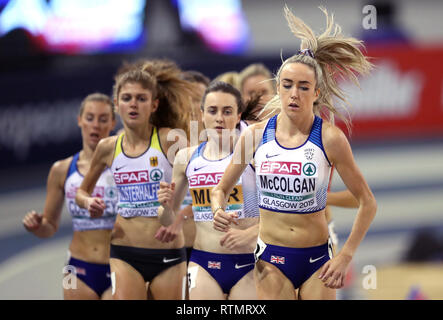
157, 126, 171, 137
51, 156, 72, 176
158, 126, 187, 150
175, 145, 198, 167
321, 121, 348, 144
92, 135, 120, 169
158, 126, 187, 139
48, 155, 74, 187
249, 118, 269, 132
238, 119, 267, 142
321, 120, 351, 162
241, 118, 269, 149
97, 135, 119, 153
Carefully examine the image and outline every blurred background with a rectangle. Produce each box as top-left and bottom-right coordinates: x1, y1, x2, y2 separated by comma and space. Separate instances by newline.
0, 0, 442, 299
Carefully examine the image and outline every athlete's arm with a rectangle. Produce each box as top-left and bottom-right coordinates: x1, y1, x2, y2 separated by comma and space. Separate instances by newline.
319, 124, 377, 289
212, 125, 259, 232
155, 205, 192, 243
158, 127, 188, 166
75, 137, 115, 217
158, 147, 192, 226
327, 190, 359, 208
220, 221, 259, 250
22, 159, 68, 238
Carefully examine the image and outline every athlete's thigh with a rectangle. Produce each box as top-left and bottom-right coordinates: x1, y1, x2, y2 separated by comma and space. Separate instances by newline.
297, 268, 336, 300
254, 261, 296, 300
149, 261, 187, 300
63, 277, 100, 300
187, 262, 226, 300
109, 258, 147, 300
228, 270, 257, 300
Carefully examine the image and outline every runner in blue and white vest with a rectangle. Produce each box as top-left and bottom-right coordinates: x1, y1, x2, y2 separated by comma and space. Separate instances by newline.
158, 81, 261, 300
23, 93, 117, 300
211, 7, 377, 300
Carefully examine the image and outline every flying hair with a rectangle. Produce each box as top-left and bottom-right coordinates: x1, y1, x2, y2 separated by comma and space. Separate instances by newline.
261, 5, 373, 133
113, 59, 200, 135
141, 59, 202, 135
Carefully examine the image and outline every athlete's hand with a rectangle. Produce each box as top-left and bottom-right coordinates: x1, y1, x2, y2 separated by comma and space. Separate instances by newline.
220, 227, 249, 250
158, 182, 175, 211
213, 210, 238, 232
23, 210, 43, 232
155, 220, 180, 243
86, 197, 106, 218
318, 252, 352, 289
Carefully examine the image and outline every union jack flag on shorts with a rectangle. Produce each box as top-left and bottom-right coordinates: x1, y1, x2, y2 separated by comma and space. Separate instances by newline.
208, 261, 221, 269
270, 255, 285, 264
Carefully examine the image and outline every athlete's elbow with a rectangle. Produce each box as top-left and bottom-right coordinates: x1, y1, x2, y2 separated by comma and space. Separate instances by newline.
371, 197, 377, 215
37, 219, 58, 238
364, 195, 377, 219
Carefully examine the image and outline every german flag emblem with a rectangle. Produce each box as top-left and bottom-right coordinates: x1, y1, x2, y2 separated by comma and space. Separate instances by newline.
150, 156, 158, 167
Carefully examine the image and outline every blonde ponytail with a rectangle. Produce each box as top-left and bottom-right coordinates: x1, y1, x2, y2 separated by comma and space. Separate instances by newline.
262, 6, 373, 133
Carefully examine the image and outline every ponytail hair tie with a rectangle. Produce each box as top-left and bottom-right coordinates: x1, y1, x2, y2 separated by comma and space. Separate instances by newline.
298, 48, 315, 58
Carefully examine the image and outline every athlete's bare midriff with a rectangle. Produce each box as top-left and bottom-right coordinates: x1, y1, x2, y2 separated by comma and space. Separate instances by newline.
69, 229, 112, 264
182, 218, 196, 248
259, 208, 329, 248
110, 215, 184, 249
193, 217, 258, 254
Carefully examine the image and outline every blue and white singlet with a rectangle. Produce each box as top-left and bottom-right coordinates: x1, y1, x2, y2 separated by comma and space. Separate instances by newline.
254, 115, 331, 214
64, 153, 118, 231
186, 142, 259, 222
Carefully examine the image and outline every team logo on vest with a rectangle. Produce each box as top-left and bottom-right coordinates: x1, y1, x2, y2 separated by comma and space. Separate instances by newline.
150, 168, 163, 182
150, 156, 158, 167
188, 172, 224, 187
105, 187, 118, 199
303, 162, 316, 176
260, 161, 301, 175
304, 148, 315, 160
114, 170, 149, 184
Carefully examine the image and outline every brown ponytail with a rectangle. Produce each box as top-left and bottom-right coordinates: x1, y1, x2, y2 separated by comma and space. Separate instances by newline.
114, 59, 200, 135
